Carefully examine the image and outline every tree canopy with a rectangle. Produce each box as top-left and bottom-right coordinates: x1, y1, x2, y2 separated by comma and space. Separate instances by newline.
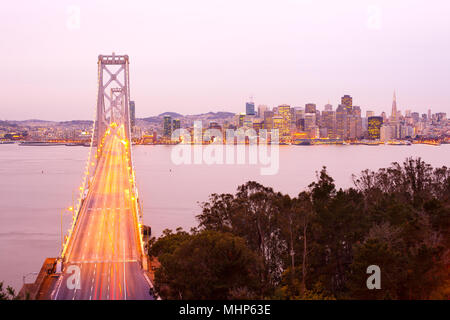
148, 158, 449, 300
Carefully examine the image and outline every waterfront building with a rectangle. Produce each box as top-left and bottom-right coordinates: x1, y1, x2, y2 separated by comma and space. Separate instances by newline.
304, 113, 316, 132
321, 110, 336, 138
336, 104, 348, 139
278, 104, 291, 136
263, 111, 274, 130
172, 119, 181, 131
368, 116, 383, 140
163, 115, 172, 137
272, 115, 283, 132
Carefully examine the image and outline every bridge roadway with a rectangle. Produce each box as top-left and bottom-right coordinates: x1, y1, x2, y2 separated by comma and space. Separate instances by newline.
52, 128, 152, 300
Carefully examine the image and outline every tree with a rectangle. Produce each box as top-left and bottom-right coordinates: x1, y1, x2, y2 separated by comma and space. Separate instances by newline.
0, 282, 18, 300
197, 181, 287, 296
151, 229, 262, 299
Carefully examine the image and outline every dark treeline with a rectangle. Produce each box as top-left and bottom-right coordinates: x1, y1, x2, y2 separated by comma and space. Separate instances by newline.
148, 158, 449, 300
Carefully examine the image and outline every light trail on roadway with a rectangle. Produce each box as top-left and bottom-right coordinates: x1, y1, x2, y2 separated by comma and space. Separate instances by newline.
52, 125, 152, 300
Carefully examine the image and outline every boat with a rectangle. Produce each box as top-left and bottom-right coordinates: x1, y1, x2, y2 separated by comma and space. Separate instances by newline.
19, 141, 65, 146
293, 140, 312, 146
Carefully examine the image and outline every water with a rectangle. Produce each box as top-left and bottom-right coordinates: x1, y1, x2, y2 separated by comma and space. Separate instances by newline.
0, 143, 449, 290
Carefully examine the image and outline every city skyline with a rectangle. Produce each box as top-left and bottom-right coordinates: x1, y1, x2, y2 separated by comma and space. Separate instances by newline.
1, 0, 450, 121
1, 91, 445, 122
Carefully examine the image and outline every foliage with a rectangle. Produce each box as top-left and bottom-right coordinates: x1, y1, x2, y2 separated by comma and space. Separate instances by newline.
148, 157, 449, 300
0, 282, 18, 300
149, 229, 262, 299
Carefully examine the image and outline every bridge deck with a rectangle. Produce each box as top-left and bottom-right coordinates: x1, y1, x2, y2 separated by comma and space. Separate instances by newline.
52, 129, 152, 300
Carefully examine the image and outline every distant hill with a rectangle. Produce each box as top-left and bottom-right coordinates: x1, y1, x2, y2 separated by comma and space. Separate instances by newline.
198, 112, 235, 119
158, 112, 184, 118
2, 110, 237, 126
58, 120, 94, 126
140, 111, 235, 123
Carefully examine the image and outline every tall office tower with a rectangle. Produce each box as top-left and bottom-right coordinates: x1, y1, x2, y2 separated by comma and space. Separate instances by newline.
257, 105, 268, 118
352, 106, 363, 138
381, 111, 387, 122
405, 109, 411, 117
290, 108, 296, 128
315, 110, 321, 126
278, 104, 291, 136
368, 116, 383, 140
246, 101, 255, 115
380, 125, 393, 142
294, 107, 305, 122
304, 113, 316, 131
324, 103, 333, 111
411, 112, 420, 123
129, 101, 136, 129
336, 104, 348, 139
347, 115, 357, 139
296, 118, 305, 131
391, 91, 398, 123
428, 109, 432, 121
341, 95, 353, 112
272, 115, 283, 132
305, 103, 316, 114
172, 119, 181, 131
273, 106, 278, 114
366, 110, 375, 118
321, 110, 336, 138
264, 111, 274, 130
163, 115, 172, 137
436, 112, 447, 122
352, 106, 361, 117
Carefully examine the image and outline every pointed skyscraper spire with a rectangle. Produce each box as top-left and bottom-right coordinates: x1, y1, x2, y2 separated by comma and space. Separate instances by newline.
391, 90, 398, 122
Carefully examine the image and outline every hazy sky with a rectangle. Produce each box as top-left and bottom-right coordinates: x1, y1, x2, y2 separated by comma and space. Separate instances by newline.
1, 0, 450, 120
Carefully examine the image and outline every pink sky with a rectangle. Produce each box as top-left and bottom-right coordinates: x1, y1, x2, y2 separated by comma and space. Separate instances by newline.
1, 0, 450, 121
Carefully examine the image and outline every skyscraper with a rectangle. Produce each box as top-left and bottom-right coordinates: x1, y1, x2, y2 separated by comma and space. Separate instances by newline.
368, 116, 383, 140
129, 101, 136, 129
277, 104, 291, 136
351, 106, 363, 139
272, 115, 283, 132
341, 95, 353, 112
391, 91, 398, 123
246, 101, 255, 116
163, 115, 172, 138
172, 119, 180, 131
257, 105, 268, 118
322, 110, 336, 138
336, 104, 348, 139
304, 113, 316, 132
305, 103, 316, 114
263, 111, 274, 130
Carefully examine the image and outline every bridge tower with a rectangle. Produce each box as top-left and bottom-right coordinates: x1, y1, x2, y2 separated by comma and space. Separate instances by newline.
94, 53, 132, 146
